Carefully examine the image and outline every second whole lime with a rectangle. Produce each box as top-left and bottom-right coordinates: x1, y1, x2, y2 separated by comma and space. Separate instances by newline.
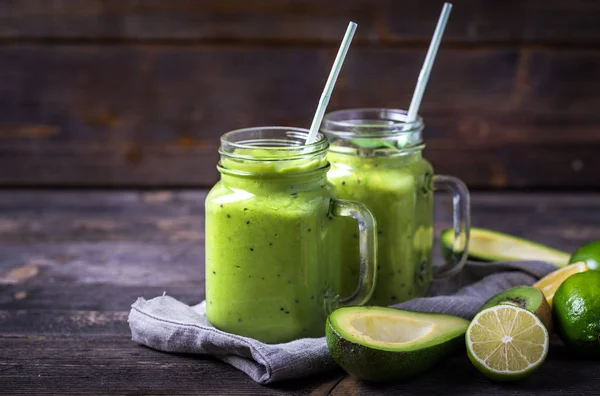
570, 241, 600, 270
553, 271, 600, 357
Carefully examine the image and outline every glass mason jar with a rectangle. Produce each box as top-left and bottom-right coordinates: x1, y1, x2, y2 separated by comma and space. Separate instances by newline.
205, 127, 377, 344
321, 109, 470, 306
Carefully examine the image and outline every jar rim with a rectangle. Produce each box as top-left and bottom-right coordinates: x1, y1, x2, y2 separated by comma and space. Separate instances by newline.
220, 126, 328, 160
321, 108, 423, 137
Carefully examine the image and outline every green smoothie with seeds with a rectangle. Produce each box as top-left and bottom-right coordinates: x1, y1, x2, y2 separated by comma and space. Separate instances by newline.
322, 109, 470, 307
327, 149, 434, 305
205, 127, 377, 344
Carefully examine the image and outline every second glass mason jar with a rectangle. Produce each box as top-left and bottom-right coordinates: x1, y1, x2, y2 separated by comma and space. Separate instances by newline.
321, 109, 470, 306
205, 127, 377, 344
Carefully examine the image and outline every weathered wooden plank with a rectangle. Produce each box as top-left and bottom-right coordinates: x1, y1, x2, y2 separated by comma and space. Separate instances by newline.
385, 1, 600, 44
527, 50, 600, 115
0, 46, 518, 141
0, 46, 599, 187
2, 0, 600, 43
0, 334, 341, 395
427, 143, 600, 189
0, 191, 205, 243
0, 242, 204, 286
1, 141, 598, 188
0, 143, 220, 187
1, 191, 598, 247
1, 191, 599, 248
0, 310, 129, 335
0, 284, 200, 311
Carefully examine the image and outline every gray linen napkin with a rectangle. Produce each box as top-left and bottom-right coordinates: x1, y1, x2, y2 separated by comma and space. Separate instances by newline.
128, 260, 556, 384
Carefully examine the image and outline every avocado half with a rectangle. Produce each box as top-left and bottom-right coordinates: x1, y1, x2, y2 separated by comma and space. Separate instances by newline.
441, 227, 570, 268
325, 306, 469, 382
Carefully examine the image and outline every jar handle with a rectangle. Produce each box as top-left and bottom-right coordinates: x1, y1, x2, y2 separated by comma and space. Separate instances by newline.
432, 175, 471, 279
327, 199, 378, 313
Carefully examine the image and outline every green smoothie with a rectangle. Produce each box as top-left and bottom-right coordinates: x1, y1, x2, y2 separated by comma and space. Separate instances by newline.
205, 147, 343, 343
327, 150, 434, 306
323, 109, 470, 306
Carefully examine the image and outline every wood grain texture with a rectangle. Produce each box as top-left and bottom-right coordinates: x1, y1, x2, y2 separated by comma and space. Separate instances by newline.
0, 334, 342, 395
1, 190, 600, 394
2, 0, 600, 43
0, 46, 599, 187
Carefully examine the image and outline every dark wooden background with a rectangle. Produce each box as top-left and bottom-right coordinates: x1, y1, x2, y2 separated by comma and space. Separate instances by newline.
1, 1, 599, 189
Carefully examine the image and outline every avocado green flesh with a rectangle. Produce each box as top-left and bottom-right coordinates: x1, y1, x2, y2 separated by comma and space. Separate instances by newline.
326, 306, 469, 382
441, 227, 570, 268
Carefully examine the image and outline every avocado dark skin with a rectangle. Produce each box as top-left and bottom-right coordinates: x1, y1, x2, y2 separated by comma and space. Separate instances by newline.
326, 321, 465, 382
325, 307, 469, 382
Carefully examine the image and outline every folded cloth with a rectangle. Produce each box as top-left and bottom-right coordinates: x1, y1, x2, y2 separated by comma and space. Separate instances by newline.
128, 260, 556, 384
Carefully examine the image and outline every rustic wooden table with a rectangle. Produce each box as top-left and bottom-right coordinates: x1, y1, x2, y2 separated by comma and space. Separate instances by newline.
1, 190, 599, 395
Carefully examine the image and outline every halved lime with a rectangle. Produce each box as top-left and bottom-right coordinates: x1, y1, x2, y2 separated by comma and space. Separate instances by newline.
466, 305, 549, 381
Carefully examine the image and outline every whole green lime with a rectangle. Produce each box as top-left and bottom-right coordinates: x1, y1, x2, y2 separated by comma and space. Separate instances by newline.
553, 271, 600, 357
570, 241, 600, 270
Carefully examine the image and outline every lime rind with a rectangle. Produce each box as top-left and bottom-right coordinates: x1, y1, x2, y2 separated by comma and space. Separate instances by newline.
553, 271, 600, 357
466, 305, 549, 381
569, 241, 600, 270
